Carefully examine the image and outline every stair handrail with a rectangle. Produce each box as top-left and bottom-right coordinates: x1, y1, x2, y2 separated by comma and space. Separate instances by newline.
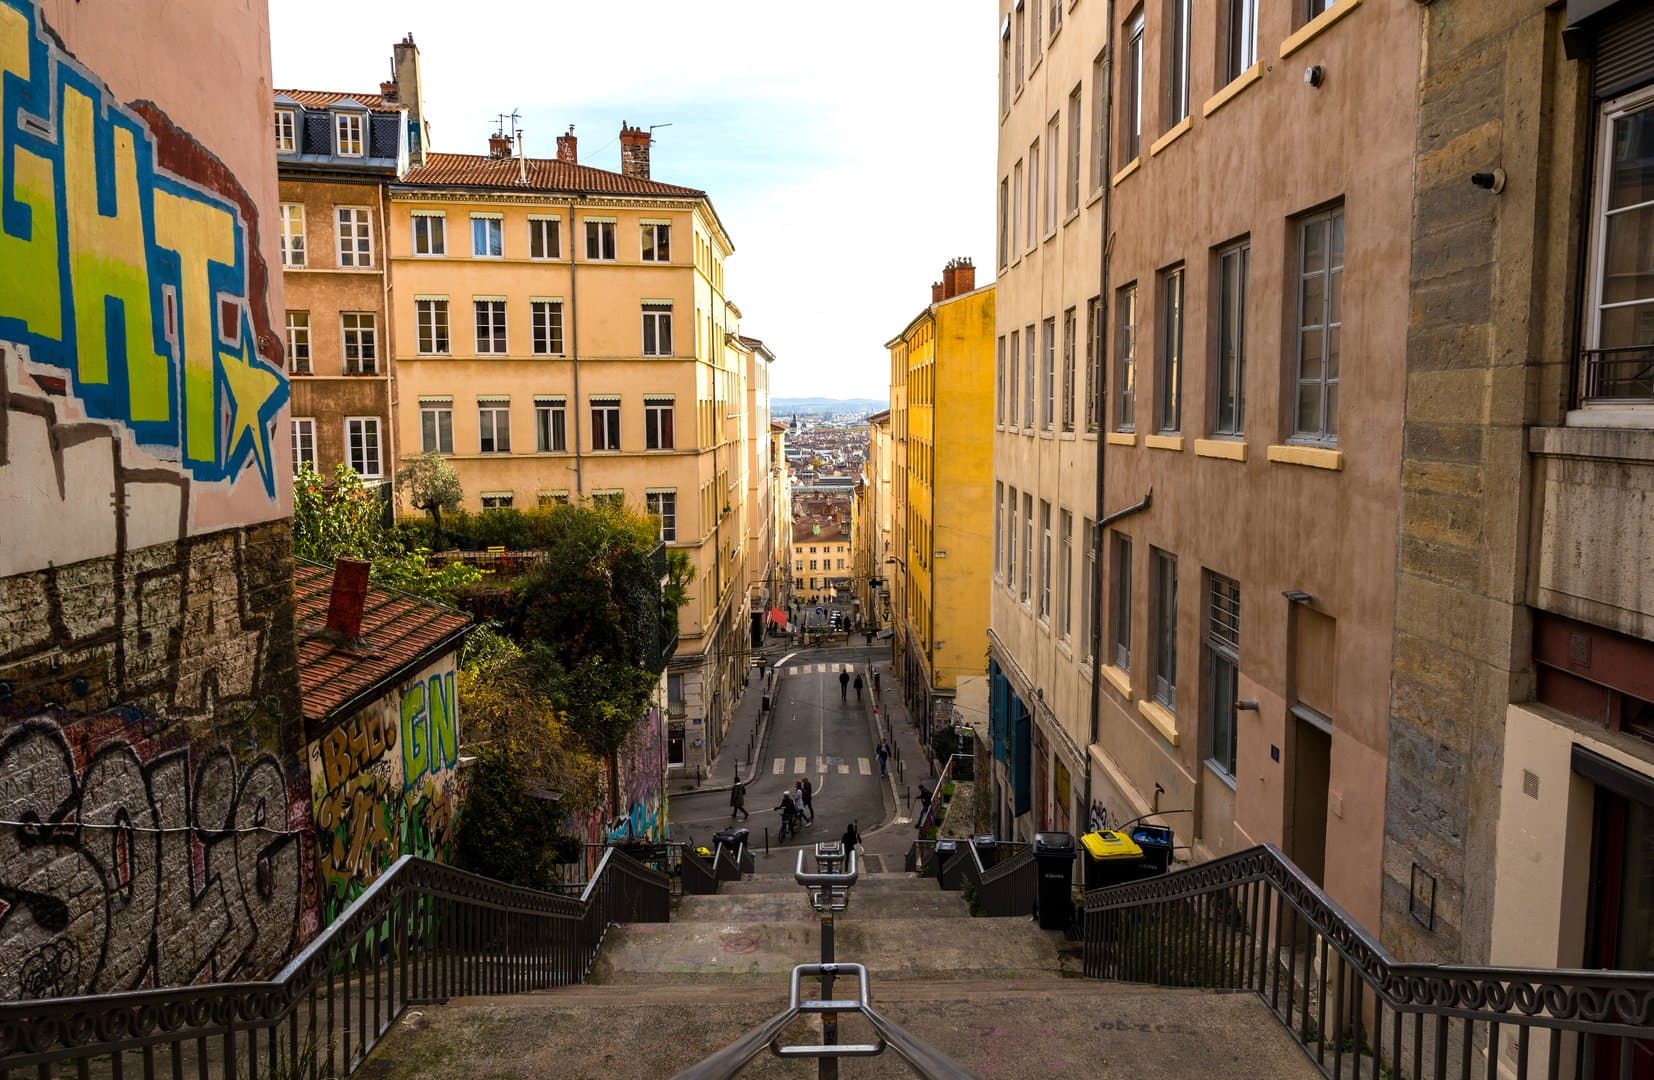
1082, 843, 1654, 1079
963, 839, 1036, 917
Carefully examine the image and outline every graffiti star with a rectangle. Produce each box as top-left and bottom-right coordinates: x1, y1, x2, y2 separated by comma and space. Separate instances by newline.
218, 321, 286, 496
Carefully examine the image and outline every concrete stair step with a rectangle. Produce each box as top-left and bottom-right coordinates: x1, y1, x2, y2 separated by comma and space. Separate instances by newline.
675, 889, 971, 922
716, 872, 930, 896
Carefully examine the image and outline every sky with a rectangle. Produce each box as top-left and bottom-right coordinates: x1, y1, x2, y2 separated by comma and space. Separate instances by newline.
270, 1, 998, 403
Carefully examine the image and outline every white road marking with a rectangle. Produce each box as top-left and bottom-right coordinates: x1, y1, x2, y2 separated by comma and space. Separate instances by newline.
858, 757, 871, 775
772, 757, 784, 775
793, 756, 806, 773
838, 764, 849, 775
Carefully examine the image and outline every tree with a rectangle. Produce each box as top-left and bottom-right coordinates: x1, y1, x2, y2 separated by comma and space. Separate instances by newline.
398, 452, 463, 544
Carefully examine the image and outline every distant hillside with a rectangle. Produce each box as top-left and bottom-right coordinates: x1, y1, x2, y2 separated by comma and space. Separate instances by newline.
773, 397, 887, 415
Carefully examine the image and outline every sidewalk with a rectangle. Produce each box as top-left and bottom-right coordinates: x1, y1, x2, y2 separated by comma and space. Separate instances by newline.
666, 642, 785, 798
859, 663, 942, 865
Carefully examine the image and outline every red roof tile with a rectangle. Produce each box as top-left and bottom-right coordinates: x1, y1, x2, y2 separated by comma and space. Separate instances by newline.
276, 89, 404, 114
294, 560, 473, 722
397, 152, 706, 198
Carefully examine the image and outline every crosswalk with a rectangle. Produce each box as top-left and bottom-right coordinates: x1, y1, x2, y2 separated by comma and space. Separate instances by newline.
770, 755, 873, 776
784, 662, 870, 676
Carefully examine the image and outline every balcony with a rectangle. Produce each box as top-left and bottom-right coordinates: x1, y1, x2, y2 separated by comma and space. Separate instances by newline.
1580, 345, 1654, 404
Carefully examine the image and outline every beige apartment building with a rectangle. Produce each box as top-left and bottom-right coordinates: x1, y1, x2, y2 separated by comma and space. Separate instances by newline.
739, 337, 780, 648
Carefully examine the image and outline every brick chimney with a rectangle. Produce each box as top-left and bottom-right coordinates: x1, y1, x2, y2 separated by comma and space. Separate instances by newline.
488, 131, 512, 158
931, 282, 945, 304
379, 79, 398, 101
325, 559, 371, 641
391, 34, 427, 166
619, 122, 651, 179
556, 125, 578, 165
941, 257, 976, 300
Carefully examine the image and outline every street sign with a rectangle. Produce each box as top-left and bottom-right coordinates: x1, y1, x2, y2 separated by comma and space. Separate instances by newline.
816, 606, 825, 616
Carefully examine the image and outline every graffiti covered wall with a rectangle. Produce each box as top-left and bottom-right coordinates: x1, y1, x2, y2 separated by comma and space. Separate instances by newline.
577, 705, 667, 844
309, 657, 460, 921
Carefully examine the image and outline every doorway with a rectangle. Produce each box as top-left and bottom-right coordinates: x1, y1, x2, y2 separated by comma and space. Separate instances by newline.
1588, 787, 1654, 1079
1287, 706, 1332, 887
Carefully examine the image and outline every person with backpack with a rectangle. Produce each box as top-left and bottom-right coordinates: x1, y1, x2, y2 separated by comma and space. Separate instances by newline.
842, 822, 862, 858
838, 669, 850, 699
853, 673, 864, 701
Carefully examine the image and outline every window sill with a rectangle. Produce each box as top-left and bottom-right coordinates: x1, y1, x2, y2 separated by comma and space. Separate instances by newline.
1087, 187, 1106, 209
1145, 433, 1184, 452
1266, 443, 1343, 470
1205, 759, 1239, 791
1063, 207, 1082, 228
1056, 638, 1074, 659
1111, 157, 1142, 186
1194, 438, 1246, 461
1101, 663, 1132, 701
1149, 116, 1192, 157
1138, 698, 1180, 746
1106, 430, 1137, 446
1280, 0, 1364, 59
1202, 62, 1264, 118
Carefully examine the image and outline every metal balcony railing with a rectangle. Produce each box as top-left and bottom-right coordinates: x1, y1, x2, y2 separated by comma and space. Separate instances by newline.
1581, 345, 1654, 403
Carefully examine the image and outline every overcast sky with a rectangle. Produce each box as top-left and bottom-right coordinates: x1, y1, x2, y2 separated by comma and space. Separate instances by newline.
270, 1, 996, 403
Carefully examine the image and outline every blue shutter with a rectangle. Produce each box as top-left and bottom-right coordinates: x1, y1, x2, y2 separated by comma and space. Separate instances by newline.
1011, 694, 1032, 817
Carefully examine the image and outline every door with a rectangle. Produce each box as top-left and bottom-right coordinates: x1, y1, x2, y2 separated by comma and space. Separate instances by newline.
1287, 708, 1331, 887
1588, 789, 1654, 1079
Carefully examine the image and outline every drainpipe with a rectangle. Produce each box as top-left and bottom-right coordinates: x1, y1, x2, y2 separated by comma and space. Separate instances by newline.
568, 198, 584, 496
379, 178, 399, 495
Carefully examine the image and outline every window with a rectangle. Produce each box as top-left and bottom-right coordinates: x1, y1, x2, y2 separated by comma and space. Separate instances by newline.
412, 213, 445, 256
1012, 162, 1023, 257
1115, 283, 1137, 431
1005, 487, 1018, 592
1112, 534, 1133, 670
531, 300, 564, 355
1091, 51, 1108, 191
646, 396, 675, 450
592, 491, 624, 509
585, 219, 616, 260
535, 396, 567, 453
1125, 12, 1145, 161
1067, 87, 1083, 215
996, 336, 1007, 425
274, 109, 295, 154
1021, 491, 1034, 603
478, 400, 511, 454
481, 493, 514, 510
1227, 0, 1259, 82
1015, 3, 1025, 88
340, 312, 377, 374
285, 311, 310, 374
336, 207, 372, 267
471, 215, 503, 258
1293, 206, 1344, 441
642, 303, 673, 356
1085, 296, 1102, 431
1158, 266, 1184, 433
279, 204, 305, 268
1024, 325, 1037, 427
1008, 329, 1021, 427
334, 112, 363, 157
291, 418, 316, 473
1027, 140, 1040, 249
1058, 509, 1073, 640
1207, 573, 1241, 777
994, 481, 1005, 577
420, 399, 453, 454
346, 417, 381, 477
646, 491, 677, 542
1152, 548, 1178, 710
1045, 114, 1060, 233
1083, 518, 1098, 662
1041, 317, 1057, 430
1062, 308, 1077, 432
1050, 0, 1062, 37
999, 178, 1010, 268
1581, 88, 1654, 405
1031, 0, 1042, 61
1001, 26, 1013, 114
1039, 500, 1053, 620
416, 299, 449, 355
1305, 0, 1337, 19
641, 222, 671, 261
592, 397, 621, 451
529, 217, 560, 259
1215, 240, 1249, 436
810, 559, 818, 571
1166, 0, 1191, 127
475, 299, 507, 355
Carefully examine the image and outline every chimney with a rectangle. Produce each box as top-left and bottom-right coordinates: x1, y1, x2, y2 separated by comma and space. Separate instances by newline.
619, 121, 651, 179
379, 79, 398, 101
325, 559, 371, 641
931, 282, 945, 304
516, 129, 527, 183
556, 124, 578, 165
488, 131, 512, 158
391, 34, 427, 166
941, 257, 976, 300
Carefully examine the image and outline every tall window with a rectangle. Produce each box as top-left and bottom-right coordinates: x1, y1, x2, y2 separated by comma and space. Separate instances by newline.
1062, 307, 1077, 432
529, 217, 560, 259
645, 396, 675, 450
1058, 508, 1073, 641
1085, 296, 1102, 431
1005, 487, 1019, 594
334, 113, 363, 157
1031, 0, 1042, 62
641, 222, 671, 261
1008, 329, 1021, 427
1206, 573, 1241, 777
291, 417, 316, 473
585, 220, 616, 260
1012, 162, 1023, 257
1015, 4, 1025, 89
642, 303, 674, 356
1082, 518, 1098, 662
1021, 492, 1035, 604
274, 109, 295, 153
1067, 87, 1083, 215
340, 312, 376, 374
1214, 241, 1249, 436
591, 397, 621, 451
646, 491, 677, 542
1305, 0, 1337, 18
1158, 266, 1184, 433
1293, 206, 1344, 442
474, 299, 507, 355
999, 178, 1010, 268
1583, 88, 1654, 404
415, 299, 449, 355
1001, 26, 1013, 113
1112, 534, 1133, 670
1050, 0, 1062, 37
1227, 0, 1259, 82
1024, 325, 1037, 427
1027, 140, 1040, 249
336, 207, 372, 267
1041, 317, 1057, 430
279, 204, 305, 267
1152, 548, 1178, 710
1044, 115, 1059, 233
478, 400, 511, 453
471, 215, 503, 258
420, 399, 453, 454
535, 396, 567, 452
412, 213, 445, 256
1125, 12, 1145, 161
996, 335, 1007, 426
1091, 51, 1108, 191
1166, 0, 1191, 127
1115, 283, 1137, 431
1039, 500, 1053, 620
994, 481, 1005, 577
531, 300, 564, 355
346, 417, 381, 477
285, 311, 310, 374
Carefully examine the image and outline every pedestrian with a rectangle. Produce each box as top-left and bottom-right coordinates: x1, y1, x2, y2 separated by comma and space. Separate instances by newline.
877, 741, 890, 777
789, 785, 807, 829
757, 655, 767, 678
801, 776, 815, 822
839, 669, 850, 700
872, 668, 881, 695
730, 776, 749, 821
916, 784, 932, 831
853, 673, 864, 701
842, 822, 862, 857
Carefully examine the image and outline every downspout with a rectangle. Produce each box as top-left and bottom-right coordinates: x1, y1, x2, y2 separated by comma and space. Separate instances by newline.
379, 178, 399, 494
568, 198, 584, 496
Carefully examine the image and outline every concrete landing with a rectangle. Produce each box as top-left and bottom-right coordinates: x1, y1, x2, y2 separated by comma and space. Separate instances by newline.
676, 889, 971, 922
718, 871, 928, 896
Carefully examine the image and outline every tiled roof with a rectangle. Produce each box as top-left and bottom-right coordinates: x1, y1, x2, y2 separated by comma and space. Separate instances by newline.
397, 152, 707, 198
276, 89, 404, 114
294, 560, 473, 722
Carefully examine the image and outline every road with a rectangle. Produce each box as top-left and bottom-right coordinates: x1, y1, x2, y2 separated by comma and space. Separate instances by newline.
668, 647, 889, 853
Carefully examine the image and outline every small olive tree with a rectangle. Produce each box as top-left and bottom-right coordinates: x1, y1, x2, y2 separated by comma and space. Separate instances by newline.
398, 452, 464, 543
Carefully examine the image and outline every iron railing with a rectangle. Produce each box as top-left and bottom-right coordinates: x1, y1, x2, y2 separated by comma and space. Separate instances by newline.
957, 840, 1036, 918
1082, 843, 1654, 1080
680, 839, 751, 895
0, 849, 670, 1078
1580, 345, 1654, 403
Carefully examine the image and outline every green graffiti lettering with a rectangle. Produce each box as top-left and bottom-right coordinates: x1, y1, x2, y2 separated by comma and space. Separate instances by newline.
428, 672, 457, 772
153, 189, 236, 461
401, 681, 428, 784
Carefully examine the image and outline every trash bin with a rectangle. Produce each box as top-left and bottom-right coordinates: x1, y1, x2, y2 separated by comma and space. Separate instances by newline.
972, 833, 998, 869
1032, 832, 1077, 930
1130, 824, 1174, 875
1080, 830, 1149, 890
713, 826, 751, 851
934, 839, 959, 861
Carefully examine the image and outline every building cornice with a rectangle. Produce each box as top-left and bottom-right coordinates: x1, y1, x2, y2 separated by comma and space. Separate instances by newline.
388, 187, 713, 221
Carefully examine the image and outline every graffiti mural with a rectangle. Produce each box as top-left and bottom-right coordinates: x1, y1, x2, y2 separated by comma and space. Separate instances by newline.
0, 710, 308, 1000
577, 706, 667, 844
309, 658, 460, 922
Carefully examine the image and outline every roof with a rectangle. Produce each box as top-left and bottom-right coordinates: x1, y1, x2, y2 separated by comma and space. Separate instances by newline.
275, 89, 404, 114
397, 152, 707, 199
866, 410, 891, 424
294, 560, 473, 722
771, 421, 788, 432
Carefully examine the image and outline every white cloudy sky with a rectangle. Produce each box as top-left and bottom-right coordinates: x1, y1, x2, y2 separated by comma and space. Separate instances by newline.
270, 0, 997, 403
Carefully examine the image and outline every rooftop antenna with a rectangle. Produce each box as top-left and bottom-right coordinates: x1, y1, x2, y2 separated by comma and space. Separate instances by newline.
649, 122, 673, 138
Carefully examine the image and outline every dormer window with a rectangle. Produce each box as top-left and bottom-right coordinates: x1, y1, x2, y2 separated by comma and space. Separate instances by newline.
274, 109, 296, 154
335, 112, 364, 157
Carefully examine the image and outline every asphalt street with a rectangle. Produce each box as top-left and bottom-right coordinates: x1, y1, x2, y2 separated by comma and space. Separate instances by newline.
668, 648, 889, 853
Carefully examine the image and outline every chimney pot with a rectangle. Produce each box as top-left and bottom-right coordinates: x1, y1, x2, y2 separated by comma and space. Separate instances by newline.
931, 282, 945, 303
556, 125, 578, 165
325, 559, 371, 641
619, 122, 651, 179
379, 79, 398, 101
488, 132, 512, 159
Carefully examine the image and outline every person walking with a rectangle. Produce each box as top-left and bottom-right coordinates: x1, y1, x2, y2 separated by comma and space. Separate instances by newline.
876, 741, 890, 777
838, 669, 850, 700
801, 776, 815, 823
915, 784, 932, 831
730, 776, 749, 821
853, 673, 864, 702
842, 822, 862, 857
872, 668, 881, 695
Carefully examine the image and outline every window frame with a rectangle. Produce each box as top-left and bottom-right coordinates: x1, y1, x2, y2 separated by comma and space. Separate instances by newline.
1008, 328, 1021, 427
1062, 307, 1077, 432
646, 490, 677, 542
274, 108, 296, 154
279, 203, 306, 268
1027, 139, 1041, 252
1226, 0, 1259, 84
1166, 0, 1191, 128
1112, 532, 1133, 671
585, 219, 617, 261
1067, 85, 1083, 215
471, 214, 504, 259
996, 335, 1007, 427
412, 213, 446, 257
1124, 11, 1145, 162
1579, 85, 1654, 411
529, 216, 561, 260
1206, 571, 1242, 779
477, 400, 512, 455
1044, 113, 1060, 235
1024, 324, 1037, 428
1058, 507, 1074, 641
291, 417, 316, 474
1006, 487, 1019, 595
335, 206, 373, 268
345, 416, 382, 478
1158, 265, 1184, 434
1021, 491, 1035, 604
1039, 499, 1053, 621
334, 111, 364, 157
642, 304, 674, 357
994, 480, 1005, 578
285, 311, 311, 375
591, 397, 622, 452
1115, 282, 1138, 432
535, 396, 568, 453
474, 298, 508, 356
415, 298, 450, 356
1152, 547, 1178, 711
1042, 317, 1057, 431
1214, 239, 1249, 437
645, 396, 676, 451
641, 221, 672, 262
339, 311, 377, 375
531, 299, 565, 356
1292, 205, 1345, 444
420, 400, 453, 455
